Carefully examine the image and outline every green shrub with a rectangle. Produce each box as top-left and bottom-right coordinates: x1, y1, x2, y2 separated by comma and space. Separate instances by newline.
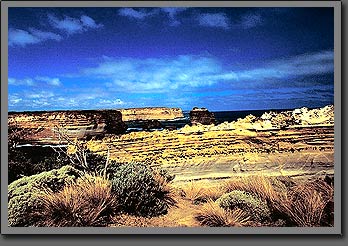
8, 165, 83, 227
110, 162, 175, 217
216, 190, 271, 222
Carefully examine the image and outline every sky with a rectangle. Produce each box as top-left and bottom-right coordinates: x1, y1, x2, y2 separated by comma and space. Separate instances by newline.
8, 7, 334, 112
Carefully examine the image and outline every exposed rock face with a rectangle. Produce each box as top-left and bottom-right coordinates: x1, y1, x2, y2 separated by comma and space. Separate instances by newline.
189, 107, 216, 125
8, 110, 127, 144
183, 105, 334, 132
119, 107, 184, 121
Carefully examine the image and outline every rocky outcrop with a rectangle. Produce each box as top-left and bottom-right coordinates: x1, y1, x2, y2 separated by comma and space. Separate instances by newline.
189, 107, 216, 125
183, 105, 334, 133
119, 107, 184, 121
8, 110, 127, 144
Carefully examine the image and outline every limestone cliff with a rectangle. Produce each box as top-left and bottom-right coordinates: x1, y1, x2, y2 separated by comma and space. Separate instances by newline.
8, 110, 127, 144
189, 107, 216, 125
119, 107, 184, 121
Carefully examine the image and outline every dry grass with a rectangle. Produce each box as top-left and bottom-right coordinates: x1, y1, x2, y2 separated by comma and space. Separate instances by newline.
37, 174, 118, 227
153, 171, 178, 208
223, 175, 334, 227
223, 175, 288, 203
181, 181, 224, 204
195, 200, 250, 227
273, 180, 333, 227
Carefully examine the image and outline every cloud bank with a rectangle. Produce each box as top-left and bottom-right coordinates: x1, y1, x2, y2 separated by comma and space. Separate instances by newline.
82, 50, 333, 93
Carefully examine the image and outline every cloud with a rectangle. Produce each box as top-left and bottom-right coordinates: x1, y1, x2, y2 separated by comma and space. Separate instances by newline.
83, 55, 222, 92
118, 7, 188, 26
239, 13, 263, 29
9, 28, 62, 47
9, 76, 62, 87
35, 76, 62, 86
81, 50, 333, 93
8, 77, 35, 86
197, 13, 230, 29
48, 14, 103, 34
118, 8, 155, 20
159, 8, 188, 26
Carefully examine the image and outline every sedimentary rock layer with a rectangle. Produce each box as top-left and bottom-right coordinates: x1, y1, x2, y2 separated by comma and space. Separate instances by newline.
88, 105, 334, 182
8, 110, 127, 143
189, 107, 216, 125
118, 107, 184, 121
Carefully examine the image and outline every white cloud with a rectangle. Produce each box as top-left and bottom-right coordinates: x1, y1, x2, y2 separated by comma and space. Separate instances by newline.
48, 14, 103, 34
9, 76, 62, 87
197, 13, 230, 29
118, 8, 155, 20
8, 77, 35, 86
118, 7, 188, 26
83, 55, 222, 92
9, 28, 62, 47
35, 76, 62, 86
81, 50, 333, 93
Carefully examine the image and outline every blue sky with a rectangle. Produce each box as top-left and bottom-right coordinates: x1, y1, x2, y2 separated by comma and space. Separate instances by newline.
8, 7, 334, 111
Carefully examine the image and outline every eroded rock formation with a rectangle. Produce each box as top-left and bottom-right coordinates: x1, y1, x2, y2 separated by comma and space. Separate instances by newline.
119, 107, 184, 121
189, 107, 216, 125
8, 110, 127, 144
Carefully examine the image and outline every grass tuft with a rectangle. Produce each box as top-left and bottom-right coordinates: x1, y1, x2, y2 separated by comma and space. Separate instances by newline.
195, 200, 250, 227
36, 174, 118, 227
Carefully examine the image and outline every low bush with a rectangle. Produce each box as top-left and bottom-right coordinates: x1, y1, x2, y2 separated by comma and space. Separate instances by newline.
195, 200, 250, 227
36, 174, 118, 227
216, 190, 271, 223
8, 165, 82, 227
110, 162, 176, 217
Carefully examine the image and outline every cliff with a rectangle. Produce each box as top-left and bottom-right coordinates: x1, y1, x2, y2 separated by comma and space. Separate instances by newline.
189, 107, 216, 125
8, 110, 127, 144
119, 107, 184, 121
181, 105, 334, 133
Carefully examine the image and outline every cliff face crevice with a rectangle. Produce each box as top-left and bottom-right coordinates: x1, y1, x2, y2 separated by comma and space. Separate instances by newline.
8, 110, 127, 143
119, 107, 184, 121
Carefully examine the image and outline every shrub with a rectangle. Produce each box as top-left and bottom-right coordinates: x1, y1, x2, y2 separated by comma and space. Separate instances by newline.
216, 190, 271, 222
195, 200, 250, 227
110, 162, 176, 217
36, 174, 118, 227
8, 165, 82, 227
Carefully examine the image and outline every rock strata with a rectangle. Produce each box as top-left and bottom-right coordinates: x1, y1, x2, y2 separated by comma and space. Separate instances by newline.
189, 107, 216, 125
8, 110, 127, 144
119, 107, 184, 121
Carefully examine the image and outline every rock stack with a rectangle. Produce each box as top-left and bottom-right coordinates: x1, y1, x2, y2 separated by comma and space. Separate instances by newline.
189, 107, 216, 125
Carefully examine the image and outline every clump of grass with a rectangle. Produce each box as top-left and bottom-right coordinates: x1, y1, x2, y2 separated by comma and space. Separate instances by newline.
273, 180, 333, 227
223, 175, 287, 203
195, 200, 250, 227
181, 181, 224, 204
223, 175, 334, 227
37, 174, 118, 227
